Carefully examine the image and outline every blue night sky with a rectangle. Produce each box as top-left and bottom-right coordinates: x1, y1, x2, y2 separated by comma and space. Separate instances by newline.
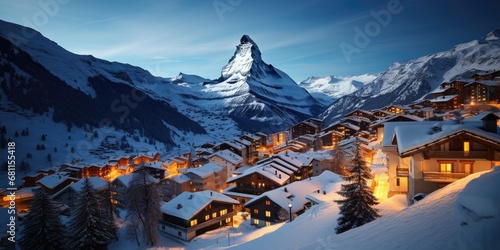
1, 0, 500, 82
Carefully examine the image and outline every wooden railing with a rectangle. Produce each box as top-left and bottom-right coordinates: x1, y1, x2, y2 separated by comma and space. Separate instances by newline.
423, 172, 469, 182
427, 151, 488, 159
396, 167, 409, 177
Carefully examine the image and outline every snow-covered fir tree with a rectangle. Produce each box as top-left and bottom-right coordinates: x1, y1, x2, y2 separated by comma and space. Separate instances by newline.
67, 177, 115, 249
125, 165, 162, 246
335, 142, 380, 234
19, 188, 67, 250
453, 109, 464, 124
331, 143, 348, 176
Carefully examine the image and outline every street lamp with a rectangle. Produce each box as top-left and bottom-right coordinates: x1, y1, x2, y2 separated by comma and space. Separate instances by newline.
288, 203, 293, 222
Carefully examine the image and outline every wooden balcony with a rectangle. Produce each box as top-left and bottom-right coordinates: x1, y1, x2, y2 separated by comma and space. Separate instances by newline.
423, 172, 469, 183
396, 167, 409, 177
427, 151, 488, 159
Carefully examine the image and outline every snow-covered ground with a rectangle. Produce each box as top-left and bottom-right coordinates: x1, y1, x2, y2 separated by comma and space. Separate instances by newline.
106, 167, 500, 250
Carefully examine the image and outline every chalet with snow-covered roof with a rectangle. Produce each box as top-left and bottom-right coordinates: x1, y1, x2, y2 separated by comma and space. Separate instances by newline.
371, 109, 393, 119
52, 177, 108, 208
370, 114, 424, 142
138, 162, 167, 179
244, 171, 341, 227
319, 130, 344, 149
430, 94, 462, 111
270, 131, 289, 147
381, 105, 408, 115
22, 172, 45, 187
133, 153, 160, 165
37, 174, 77, 195
386, 113, 500, 203
182, 163, 228, 193
241, 133, 261, 152
214, 140, 248, 163
342, 116, 372, 131
290, 120, 320, 139
464, 80, 500, 104
159, 191, 239, 241
345, 109, 376, 121
226, 152, 312, 196
208, 149, 243, 178
322, 122, 359, 139
272, 140, 308, 155
471, 70, 500, 81
161, 174, 191, 201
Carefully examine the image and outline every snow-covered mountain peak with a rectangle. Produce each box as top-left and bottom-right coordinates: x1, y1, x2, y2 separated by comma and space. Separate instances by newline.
220, 34, 271, 81
299, 74, 376, 106
483, 29, 500, 41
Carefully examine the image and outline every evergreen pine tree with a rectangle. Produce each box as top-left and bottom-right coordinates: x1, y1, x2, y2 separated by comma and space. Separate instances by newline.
66, 177, 115, 249
125, 166, 161, 246
19, 188, 67, 250
335, 143, 380, 234
331, 143, 349, 176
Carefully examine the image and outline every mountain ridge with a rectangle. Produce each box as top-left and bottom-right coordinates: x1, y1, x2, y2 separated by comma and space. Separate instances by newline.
320, 29, 500, 125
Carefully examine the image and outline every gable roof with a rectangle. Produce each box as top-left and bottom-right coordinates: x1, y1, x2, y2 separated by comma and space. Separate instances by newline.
244, 171, 342, 212
183, 163, 224, 179
209, 149, 243, 165
37, 174, 70, 189
393, 120, 500, 156
160, 190, 238, 220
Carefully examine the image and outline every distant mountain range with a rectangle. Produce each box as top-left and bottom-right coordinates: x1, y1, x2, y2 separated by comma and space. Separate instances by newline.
320, 30, 500, 124
1, 19, 499, 146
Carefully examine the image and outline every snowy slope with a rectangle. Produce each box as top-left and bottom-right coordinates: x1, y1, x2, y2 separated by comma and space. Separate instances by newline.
299, 74, 376, 106
321, 30, 500, 125
228, 169, 499, 250
0, 20, 323, 146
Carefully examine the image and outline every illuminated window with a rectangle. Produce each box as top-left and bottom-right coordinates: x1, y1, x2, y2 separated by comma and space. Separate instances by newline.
265, 200, 270, 206
212, 212, 217, 218
463, 142, 470, 156
205, 215, 210, 221
265, 211, 271, 217
439, 163, 452, 173
190, 219, 197, 226
226, 218, 231, 223
220, 209, 227, 216
253, 209, 258, 214
265, 221, 271, 226
253, 219, 259, 225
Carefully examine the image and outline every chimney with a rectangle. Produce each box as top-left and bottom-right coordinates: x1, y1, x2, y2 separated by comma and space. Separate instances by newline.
279, 174, 281, 179
210, 191, 213, 196
284, 187, 288, 192
177, 204, 182, 209
275, 170, 277, 175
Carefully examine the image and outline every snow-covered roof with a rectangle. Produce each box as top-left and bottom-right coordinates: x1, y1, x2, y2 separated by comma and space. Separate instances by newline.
37, 174, 70, 189
184, 163, 224, 179
370, 114, 424, 128
161, 190, 238, 220
429, 94, 459, 103
465, 80, 499, 87
216, 141, 246, 151
233, 138, 252, 146
52, 177, 108, 198
69, 177, 108, 193
169, 174, 191, 184
430, 87, 451, 94
393, 118, 500, 155
142, 161, 165, 170
382, 121, 438, 148
245, 171, 342, 212
227, 164, 290, 185
209, 149, 243, 165
112, 173, 159, 188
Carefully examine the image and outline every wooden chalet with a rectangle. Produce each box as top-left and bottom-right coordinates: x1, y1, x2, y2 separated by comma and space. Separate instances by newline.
159, 191, 238, 241
385, 113, 500, 202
